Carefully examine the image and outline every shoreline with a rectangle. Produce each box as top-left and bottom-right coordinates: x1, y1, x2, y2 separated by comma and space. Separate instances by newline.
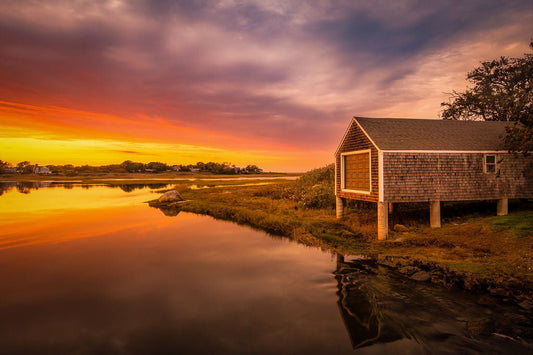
148, 189, 533, 310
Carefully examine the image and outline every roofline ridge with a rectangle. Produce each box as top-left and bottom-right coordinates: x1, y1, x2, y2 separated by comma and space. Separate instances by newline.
354, 116, 438, 121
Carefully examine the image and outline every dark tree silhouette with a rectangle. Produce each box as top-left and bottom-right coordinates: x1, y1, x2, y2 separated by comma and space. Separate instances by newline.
441, 41, 533, 154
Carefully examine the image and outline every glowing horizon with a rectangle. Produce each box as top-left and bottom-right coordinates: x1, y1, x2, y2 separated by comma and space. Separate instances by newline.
0, 100, 330, 171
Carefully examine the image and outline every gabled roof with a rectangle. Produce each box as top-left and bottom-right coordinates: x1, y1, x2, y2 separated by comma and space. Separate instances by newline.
353, 117, 511, 151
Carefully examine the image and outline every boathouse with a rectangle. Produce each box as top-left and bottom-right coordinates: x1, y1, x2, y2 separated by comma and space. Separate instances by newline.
335, 117, 533, 240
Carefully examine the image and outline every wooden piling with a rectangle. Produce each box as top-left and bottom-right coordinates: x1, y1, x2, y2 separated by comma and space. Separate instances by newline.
377, 202, 388, 240
430, 200, 441, 228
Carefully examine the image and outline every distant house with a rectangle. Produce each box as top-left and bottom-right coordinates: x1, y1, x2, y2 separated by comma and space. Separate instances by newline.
33, 165, 51, 175
335, 117, 533, 239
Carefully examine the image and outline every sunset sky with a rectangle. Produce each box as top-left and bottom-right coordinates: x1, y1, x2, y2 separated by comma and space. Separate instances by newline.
1, 1, 532, 172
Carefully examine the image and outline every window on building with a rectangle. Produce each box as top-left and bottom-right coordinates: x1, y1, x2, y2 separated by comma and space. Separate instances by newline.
484, 154, 496, 173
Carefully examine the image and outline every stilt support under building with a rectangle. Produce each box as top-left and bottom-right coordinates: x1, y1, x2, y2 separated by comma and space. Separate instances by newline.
336, 197, 345, 219
430, 200, 441, 228
377, 202, 388, 240
497, 198, 508, 216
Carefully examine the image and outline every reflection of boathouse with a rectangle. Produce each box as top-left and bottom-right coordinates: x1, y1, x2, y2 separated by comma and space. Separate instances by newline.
334, 255, 402, 349
333, 255, 531, 353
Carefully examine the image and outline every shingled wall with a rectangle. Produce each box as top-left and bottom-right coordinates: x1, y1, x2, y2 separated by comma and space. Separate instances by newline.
335, 121, 379, 202
383, 152, 533, 202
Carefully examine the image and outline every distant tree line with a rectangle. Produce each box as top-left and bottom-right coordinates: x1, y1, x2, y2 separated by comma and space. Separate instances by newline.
0, 159, 263, 175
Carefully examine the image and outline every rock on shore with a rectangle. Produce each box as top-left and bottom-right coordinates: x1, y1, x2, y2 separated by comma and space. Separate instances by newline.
158, 190, 183, 203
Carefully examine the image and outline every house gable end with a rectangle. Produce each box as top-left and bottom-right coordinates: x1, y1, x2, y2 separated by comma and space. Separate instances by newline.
335, 117, 380, 203
335, 117, 380, 156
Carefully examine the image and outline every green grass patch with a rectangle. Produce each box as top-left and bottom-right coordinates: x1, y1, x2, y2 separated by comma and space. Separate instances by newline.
489, 212, 533, 238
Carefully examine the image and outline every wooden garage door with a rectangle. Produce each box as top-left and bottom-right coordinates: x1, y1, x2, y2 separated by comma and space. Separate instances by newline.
343, 151, 370, 192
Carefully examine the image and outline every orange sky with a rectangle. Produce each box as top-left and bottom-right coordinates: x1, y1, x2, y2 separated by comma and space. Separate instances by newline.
1, 1, 531, 171
0, 100, 327, 171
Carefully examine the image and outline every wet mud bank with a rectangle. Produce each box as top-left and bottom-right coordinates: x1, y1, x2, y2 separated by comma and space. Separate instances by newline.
376, 256, 533, 312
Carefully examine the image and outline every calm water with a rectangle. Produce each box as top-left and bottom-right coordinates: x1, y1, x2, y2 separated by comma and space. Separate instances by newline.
0, 183, 531, 354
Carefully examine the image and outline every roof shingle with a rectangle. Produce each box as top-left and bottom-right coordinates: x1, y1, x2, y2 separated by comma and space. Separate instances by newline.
354, 117, 510, 151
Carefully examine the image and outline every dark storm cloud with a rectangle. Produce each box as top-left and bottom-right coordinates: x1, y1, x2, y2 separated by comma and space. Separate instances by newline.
305, 0, 533, 84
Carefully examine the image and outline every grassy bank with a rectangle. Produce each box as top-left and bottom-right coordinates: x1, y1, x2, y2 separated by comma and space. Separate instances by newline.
149, 165, 533, 306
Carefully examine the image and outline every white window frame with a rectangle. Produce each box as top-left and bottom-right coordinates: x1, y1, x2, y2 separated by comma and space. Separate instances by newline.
484, 154, 497, 174
340, 149, 372, 194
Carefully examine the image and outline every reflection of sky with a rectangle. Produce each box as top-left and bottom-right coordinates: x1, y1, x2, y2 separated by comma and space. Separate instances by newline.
0, 186, 350, 353
0, 185, 168, 249
0, 185, 158, 217
1, 1, 532, 171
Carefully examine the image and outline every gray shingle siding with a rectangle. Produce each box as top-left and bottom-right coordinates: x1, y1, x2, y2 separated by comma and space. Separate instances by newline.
383, 152, 533, 202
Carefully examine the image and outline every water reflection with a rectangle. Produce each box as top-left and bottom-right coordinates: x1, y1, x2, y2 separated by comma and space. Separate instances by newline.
0, 205, 350, 354
0, 183, 170, 228
111, 183, 170, 192
0, 182, 169, 195
335, 255, 533, 353
0, 181, 53, 195
335, 255, 394, 349
159, 207, 181, 217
